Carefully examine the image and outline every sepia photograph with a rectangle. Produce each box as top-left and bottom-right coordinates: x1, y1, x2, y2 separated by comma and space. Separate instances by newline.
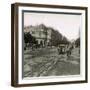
23, 11, 81, 78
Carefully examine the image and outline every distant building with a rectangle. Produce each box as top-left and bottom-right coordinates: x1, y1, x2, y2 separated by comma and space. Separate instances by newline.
24, 24, 52, 47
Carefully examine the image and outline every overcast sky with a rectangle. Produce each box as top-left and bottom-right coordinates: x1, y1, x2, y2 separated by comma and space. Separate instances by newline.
24, 12, 81, 41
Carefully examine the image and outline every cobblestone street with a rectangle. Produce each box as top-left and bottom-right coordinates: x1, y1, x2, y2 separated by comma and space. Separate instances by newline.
23, 47, 80, 77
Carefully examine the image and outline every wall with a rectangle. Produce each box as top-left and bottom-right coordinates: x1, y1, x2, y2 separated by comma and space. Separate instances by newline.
0, 0, 89, 90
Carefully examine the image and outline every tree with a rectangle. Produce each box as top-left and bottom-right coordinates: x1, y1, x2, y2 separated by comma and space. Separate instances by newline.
24, 32, 37, 46
51, 29, 69, 46
75, 37, 80, 47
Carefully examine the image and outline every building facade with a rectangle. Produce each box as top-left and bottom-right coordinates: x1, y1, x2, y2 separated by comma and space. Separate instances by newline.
24, 24, 52, 47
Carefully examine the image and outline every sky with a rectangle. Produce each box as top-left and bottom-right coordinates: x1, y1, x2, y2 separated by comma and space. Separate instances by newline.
24, 12, 81, 41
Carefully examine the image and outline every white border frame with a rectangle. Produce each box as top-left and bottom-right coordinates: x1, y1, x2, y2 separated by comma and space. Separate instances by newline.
18, 6, 86, 84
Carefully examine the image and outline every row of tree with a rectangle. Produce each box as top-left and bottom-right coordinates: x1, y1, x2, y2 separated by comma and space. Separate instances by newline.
50, 29, 69, 46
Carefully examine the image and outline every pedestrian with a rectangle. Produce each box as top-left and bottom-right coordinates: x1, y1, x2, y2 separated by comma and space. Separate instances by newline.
66, 46, 71, 57
57, 45, 60, 54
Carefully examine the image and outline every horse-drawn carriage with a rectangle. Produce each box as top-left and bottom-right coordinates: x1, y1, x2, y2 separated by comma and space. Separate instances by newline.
57, 44, 73, 56
57, 44, 66, 54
